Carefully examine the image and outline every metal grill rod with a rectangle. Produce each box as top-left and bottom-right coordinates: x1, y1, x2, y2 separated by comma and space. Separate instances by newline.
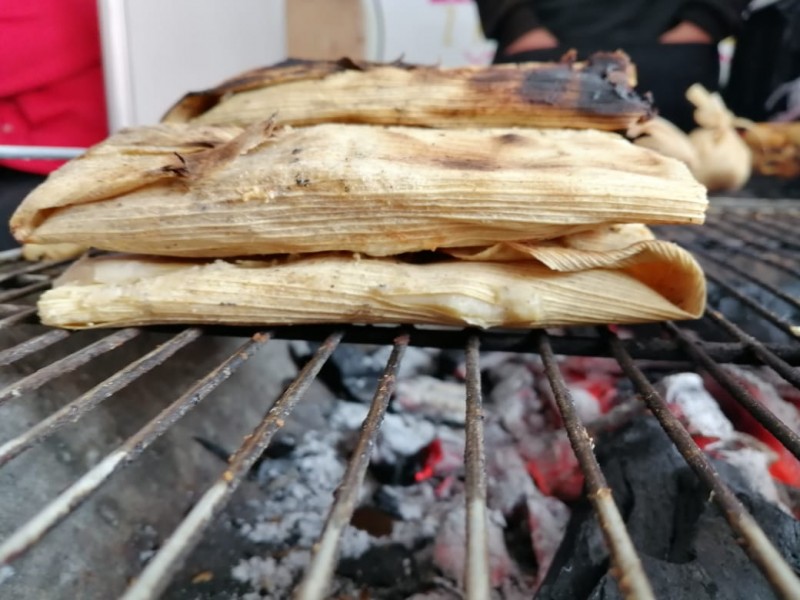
704, 308, 800, 390
464, 335, 491, 600
0, 307, 37, 329
0, 329, 71, 367
702, 266, 798, 339
665, 322, 800, 462
0, 280, 52, 304
0, 328, 202, 468
690, 246, 800, 313
704, 220, 800, 267
695, 225, 800, 280
296, 334, 408, 600
120, 332, 342, 600
0, 331, 271, 567
0, 259, 71, 285
609, 332, 800, 600
538, 334, 655, 600
723, 214, 800, 250
0, 328, 140, 407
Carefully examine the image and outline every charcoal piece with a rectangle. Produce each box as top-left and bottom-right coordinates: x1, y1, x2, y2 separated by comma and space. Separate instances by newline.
337, 543, 418, 589
538, 416, 800, 600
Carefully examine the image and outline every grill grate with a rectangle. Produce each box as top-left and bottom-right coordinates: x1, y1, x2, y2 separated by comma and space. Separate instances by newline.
0, 200, 799, 599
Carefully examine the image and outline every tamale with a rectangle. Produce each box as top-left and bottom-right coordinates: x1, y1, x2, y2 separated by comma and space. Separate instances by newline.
161, 52, 651, 131
12, 122, 707, 258
37, 229, 705, 330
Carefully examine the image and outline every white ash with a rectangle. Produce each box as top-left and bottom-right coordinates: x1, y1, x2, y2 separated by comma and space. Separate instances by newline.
395, 376, 467, 424
374, 346, 441, 380
331, 401, 436, 463
244, 430, 344, 548
658, 373, 735, 439
0, 566, 14, 586
232, 550, 310, 599
723, 365, 800, 433
432, 502, 520, 590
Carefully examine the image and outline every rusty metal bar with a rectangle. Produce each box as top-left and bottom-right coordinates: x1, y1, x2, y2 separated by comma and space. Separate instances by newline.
691, 247, 800, 313
0, 280, 51, 303
0, 330, 71, 367
0, 259, 71, 285
296, 334, 408, 600
609, 332, 800, 600
537, 333, 655, 600
0, 307, 37, 329
120, 332, 342, 600
0, 328, 202, 468
182, 324, 800, 365
701, 266, 798, 339
0, 331, 271, 567
720, 214, 800, 252
664, 322, 800, 462
0, 329, 140, 407
704, 308, 800, 390
464, 335, 491, 600
691, 226, 800, 280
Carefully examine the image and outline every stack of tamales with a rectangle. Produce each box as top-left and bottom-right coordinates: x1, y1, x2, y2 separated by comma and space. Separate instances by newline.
10, 52, 708, 330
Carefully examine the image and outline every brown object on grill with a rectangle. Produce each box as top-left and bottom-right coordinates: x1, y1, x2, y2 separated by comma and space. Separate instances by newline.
10, 121, 706, 258
741, 122, 800, 179
37, 224, 705, 329
160, 52, 651, 131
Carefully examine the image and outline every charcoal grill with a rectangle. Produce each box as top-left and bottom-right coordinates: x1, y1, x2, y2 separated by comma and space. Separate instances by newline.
0, 199, 798, 599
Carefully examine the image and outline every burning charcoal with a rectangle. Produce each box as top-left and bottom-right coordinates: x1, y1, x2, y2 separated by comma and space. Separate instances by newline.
337, 543, 419, 589
432, 504, 516, 589
485, 360, 545, 437
516, 429, 584, 501
538, 416, 800, 600
394, 376, 467, 425
704, 365, 800, 488
291, 342, 441, 403
486, 443, 570, 586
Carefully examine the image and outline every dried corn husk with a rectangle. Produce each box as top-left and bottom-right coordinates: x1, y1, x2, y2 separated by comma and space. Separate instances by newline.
12, 122, 707, 258
22, 243, 88, 262
162, 53, 650, 131
685, 84, 751, 192
740, 121, 800, 179
38, 231, 705, 330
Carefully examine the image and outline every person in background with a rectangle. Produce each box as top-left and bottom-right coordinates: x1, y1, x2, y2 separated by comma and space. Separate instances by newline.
474, 0, 750, 132
0, 0, 108, 250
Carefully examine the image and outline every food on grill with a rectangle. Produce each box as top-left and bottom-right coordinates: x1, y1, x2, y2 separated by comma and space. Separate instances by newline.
627, 84, 752, 192
741, 121, 800, 179
38, 225, 705, 329
21, 243, 87, 262
11, 121, 707, 258
161, 52, 651, 131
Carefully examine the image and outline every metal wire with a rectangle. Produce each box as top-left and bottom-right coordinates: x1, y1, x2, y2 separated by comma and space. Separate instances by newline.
609, 332, 800, 600
0, 330, 71, 367
665, 322, 800, 462
704, 308, 800, 389
464, 335, 491, 600
0, 329, 141, 407
296, 333, 408, 600
0, 331, 271, 567
0, 328, 203, 467
120, 332, 342, 600
537, 333, 655, 600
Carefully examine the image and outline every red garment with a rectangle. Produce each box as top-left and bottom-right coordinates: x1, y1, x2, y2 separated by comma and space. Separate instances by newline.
0, 0, 108, 174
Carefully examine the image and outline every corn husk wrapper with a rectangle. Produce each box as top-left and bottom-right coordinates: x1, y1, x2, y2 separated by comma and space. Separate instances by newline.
22, 243, 88, 262
12, 122, 707, 258
38, 224, 705, 329
162, 53, 650, 131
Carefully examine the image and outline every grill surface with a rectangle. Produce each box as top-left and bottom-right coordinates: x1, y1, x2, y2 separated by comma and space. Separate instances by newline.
0, 199, 798, 599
